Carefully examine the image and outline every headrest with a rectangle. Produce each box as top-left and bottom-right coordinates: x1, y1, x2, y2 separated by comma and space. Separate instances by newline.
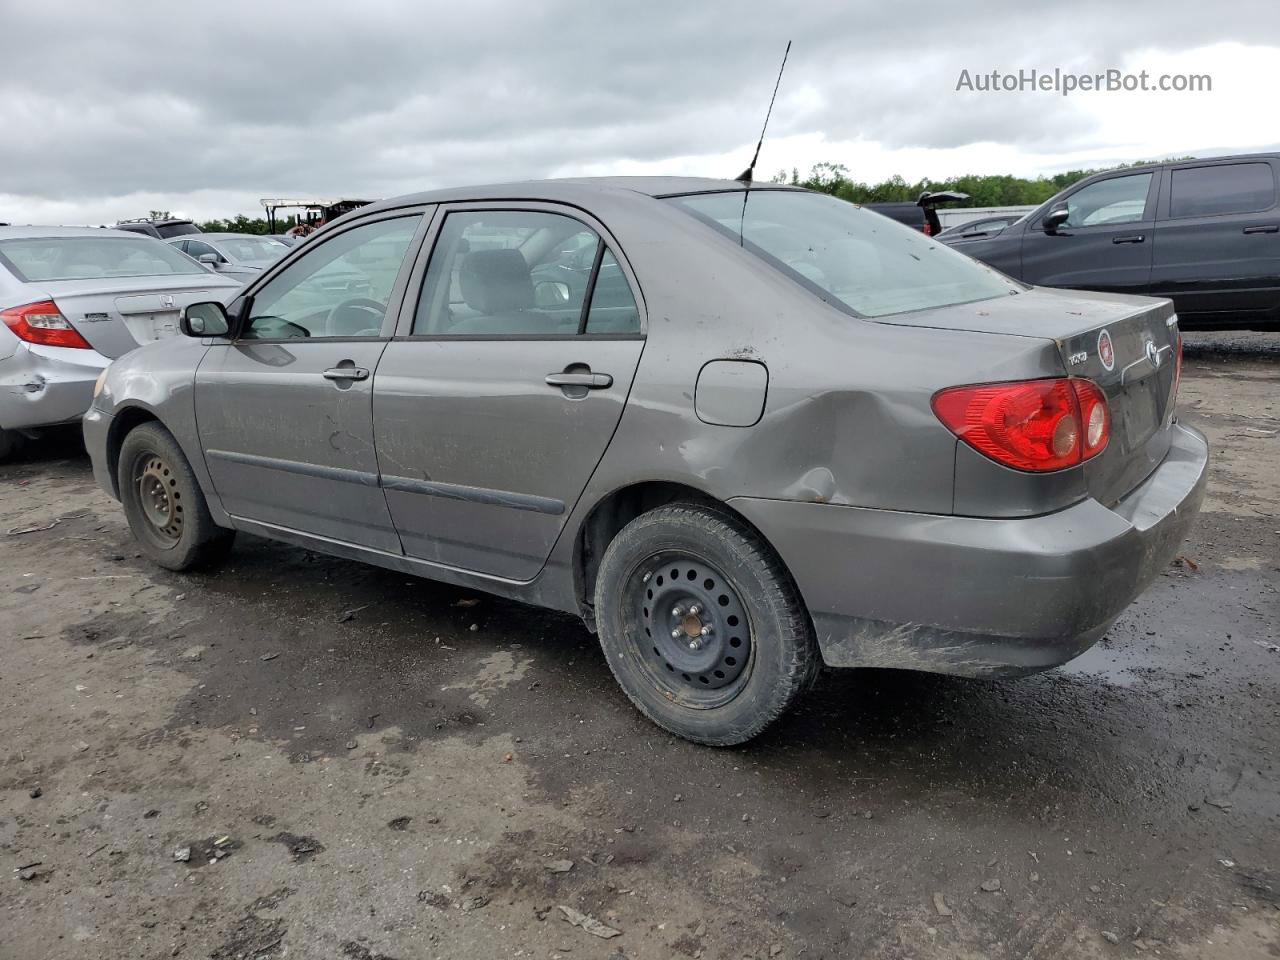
459, 248, 532, 315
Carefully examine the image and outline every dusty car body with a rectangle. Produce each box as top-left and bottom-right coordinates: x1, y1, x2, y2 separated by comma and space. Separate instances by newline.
0, 227, 239, 459
84, 178, 1207, 744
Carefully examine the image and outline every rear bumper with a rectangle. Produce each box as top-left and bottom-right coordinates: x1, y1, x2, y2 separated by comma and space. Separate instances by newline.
0, 343, 109, 432
729, 423, 1209, 677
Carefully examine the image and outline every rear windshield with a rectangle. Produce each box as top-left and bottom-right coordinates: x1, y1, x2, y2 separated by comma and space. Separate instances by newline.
0, 236, 206, 282
668, 190, 1021, 318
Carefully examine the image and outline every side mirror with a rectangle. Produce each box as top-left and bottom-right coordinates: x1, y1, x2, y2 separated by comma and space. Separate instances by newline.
534, 280, 571, 308
180, 301, 231, 338
1042, 206, 1070, 233
198, 253, 222, 267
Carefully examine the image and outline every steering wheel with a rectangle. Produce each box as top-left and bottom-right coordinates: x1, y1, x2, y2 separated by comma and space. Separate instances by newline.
325, 297, 386, 337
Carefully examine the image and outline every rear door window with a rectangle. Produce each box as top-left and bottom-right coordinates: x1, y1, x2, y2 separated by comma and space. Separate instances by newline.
413, 210, 640, 336
1169, 163, 1276, 218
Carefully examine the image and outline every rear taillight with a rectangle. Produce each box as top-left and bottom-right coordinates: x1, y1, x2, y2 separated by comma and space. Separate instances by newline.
932, 378, 1110, 473
922, 223, 933, 236
0, 300, 91, 349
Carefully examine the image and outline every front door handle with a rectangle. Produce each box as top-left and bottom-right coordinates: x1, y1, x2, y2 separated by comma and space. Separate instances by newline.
545, 372, 613, 389
1243, 224, 1279, 234
1112, 234, 1145, 244
323, 365, 370, 382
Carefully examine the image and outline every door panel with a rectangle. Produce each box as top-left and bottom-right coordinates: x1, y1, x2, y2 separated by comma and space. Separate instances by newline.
196, 340, 400, 550
193, 212, 427, 550
1020, 171, 1156, 294
373, 339, 643, 579
1150, 160, 1280, 320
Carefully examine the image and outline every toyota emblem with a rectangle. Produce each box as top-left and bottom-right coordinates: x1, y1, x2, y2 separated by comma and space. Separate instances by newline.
1145, 340, 1161, 369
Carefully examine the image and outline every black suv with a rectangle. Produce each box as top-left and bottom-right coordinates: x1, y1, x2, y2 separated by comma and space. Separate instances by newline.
114, 218, 203, 240
941, 154, 1280, 329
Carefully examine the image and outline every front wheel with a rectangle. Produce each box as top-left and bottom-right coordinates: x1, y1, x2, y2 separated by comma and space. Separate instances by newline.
594, 503, 819, 746
117, 422, 235, 571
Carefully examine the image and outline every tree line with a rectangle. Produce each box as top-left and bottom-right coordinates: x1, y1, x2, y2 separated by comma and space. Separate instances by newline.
771, 158, 1188, 207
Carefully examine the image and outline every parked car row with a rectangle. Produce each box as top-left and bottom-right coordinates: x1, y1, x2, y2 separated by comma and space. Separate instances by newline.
0, 227, 245, 457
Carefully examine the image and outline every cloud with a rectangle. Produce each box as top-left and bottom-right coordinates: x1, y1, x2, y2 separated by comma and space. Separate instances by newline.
1, 0, 1277, 223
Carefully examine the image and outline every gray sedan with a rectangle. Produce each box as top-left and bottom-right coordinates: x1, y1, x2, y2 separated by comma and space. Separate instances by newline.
167, 233, 292, 281
83, 178, 1207, 745
0, 227, 240, 459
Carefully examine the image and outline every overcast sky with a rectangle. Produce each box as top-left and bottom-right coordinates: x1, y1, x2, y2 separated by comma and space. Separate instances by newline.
2, 0, 1277, 225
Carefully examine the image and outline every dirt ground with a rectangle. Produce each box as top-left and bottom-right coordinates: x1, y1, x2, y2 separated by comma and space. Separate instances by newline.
2, 333, 1277, 960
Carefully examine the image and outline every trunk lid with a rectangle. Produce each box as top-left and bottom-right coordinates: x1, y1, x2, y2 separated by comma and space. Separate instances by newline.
1053, 295, 1178, 506
41, 275, 240, 358
880, 286, 1179, 505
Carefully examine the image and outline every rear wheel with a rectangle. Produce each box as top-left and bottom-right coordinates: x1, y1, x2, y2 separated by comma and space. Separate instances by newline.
594, 503, 818, 746
118, 422, 234, 571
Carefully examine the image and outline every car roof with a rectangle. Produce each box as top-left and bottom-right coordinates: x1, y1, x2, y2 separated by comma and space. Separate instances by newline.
360, 176, 800, 215
0, 226, 159, 240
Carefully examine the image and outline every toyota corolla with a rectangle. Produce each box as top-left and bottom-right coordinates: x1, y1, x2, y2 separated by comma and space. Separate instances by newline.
83, 178, 1207, 745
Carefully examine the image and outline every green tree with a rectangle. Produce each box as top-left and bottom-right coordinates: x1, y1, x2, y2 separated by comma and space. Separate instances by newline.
780, 157, 1191, 208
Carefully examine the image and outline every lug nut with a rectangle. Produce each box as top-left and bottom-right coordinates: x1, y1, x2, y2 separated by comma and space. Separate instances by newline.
700, 625, 713, 637
671, 628, 683, 639
671, 605, 685, 617
688, 639, 702, 651
688, 604, 701, 616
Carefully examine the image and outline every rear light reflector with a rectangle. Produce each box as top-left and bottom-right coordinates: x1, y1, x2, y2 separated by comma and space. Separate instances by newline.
0, 300, 91, 349
932, 377, 1111, 472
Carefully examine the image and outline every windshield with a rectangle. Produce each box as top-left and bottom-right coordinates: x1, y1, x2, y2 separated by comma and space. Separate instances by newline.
669, 190, 1022, 318
219, 236, 291, 262
0, 236, 206, 282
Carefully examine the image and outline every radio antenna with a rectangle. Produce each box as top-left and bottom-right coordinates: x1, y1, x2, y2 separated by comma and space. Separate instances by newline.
735, 40, 791, 185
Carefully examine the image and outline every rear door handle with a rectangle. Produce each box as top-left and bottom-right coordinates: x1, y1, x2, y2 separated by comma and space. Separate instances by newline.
1243, 224, 1279, 234
323, 366, 370, 381
545, 372, 613, 389
1112, 234, 1145, 244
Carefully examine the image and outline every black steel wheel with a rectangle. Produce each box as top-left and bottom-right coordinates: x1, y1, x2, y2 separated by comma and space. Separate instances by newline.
117, 422, 235, 571
132, 452, 185, 549
594, 502, 819, 746
629, 552, 753, 706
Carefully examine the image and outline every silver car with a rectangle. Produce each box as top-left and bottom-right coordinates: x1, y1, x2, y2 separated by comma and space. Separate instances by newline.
83, 178, 1208, 745
166, 233, 292, 281
0, 227, 240, 459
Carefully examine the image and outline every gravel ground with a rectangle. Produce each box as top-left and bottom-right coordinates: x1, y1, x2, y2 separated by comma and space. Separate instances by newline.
1, 334, 1277, 960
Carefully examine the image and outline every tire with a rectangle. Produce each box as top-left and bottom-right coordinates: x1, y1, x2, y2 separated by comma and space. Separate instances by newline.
117, 422, 235, 571
594, 503, 819, 746
0, 428, 25, 463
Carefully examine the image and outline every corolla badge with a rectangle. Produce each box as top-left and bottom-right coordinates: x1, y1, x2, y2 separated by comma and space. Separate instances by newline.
1145, 339, 1162, 369
1097, 328, 1115, 371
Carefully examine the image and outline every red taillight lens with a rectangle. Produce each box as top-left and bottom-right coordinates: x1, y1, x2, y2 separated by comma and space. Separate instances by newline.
932, 378, 1110, 472
922, 223, 933, 236
0, 300, 91, 349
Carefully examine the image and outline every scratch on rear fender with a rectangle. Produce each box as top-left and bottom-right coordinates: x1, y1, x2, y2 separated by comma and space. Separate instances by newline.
820, 619, 1012, 677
